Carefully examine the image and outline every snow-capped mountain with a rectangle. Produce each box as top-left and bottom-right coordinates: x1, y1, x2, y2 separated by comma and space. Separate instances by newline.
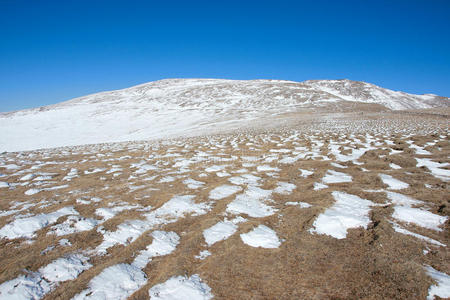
1, 78, 448, 152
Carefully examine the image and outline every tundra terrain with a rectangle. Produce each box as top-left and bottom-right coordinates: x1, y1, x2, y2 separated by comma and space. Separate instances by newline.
0, 110, 449, 299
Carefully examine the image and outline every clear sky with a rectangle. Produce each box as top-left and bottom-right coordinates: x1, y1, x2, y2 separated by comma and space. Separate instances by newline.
1, 0, 449, 112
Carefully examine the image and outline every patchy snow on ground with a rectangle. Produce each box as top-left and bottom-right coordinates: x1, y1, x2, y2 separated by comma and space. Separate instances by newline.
256, 165, 280, 172
0, 206, 78, 239
274, 182, 296, 195
195, 250, 211, 260
49, 215, 99, 236
309, 191, 374, 239
0, 272, 51, 300
226, 186, 276, 218
240, 225, 281, 248
313, 182, 328, 190
416, 158, 450, 182
203, 217, 246, 246
228, 174, 261, 186
379, 174, 409, 190
39, 254, 92, 283
390, 221, 445, 247
386, 191, 423, 207
392, 206, 447, 232
73, 263, 146, 300
322, 170, 352, 184
95, 204, 141, 221
285, 201, 312, 208
0, 253, 91, 300
425, 266, 450, 300
0, 181, 9, 188
183, 178, 205, 189
132, 231, 180, 269
208, 184, 242, 200
299, 168, 314, 178
95, 195, 209, 255
24, 184, 69, 196
389, 163, 402, 169
331, 162, 347, 169
149, 274, 213, 300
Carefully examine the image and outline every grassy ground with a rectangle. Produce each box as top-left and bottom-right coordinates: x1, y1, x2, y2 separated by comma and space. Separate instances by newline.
0, 111, 448, 299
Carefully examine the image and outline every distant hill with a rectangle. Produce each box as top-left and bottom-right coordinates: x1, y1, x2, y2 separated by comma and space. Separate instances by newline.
1, 78, 448, 152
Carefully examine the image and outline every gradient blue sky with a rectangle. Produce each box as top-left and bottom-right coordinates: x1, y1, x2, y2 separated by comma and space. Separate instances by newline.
1, 0, 449, 112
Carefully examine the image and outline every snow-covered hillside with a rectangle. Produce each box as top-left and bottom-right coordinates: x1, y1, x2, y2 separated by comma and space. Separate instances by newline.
1, 78, 448, 152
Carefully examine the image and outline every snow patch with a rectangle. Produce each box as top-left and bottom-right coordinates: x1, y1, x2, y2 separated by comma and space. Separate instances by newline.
149, 274, 213, 300
240, 225, 281, 248
425, 266, 450, 300
209, 184, 242, 200
309, 191, 374, 239
226, 186, 276, 218
379, 174, 409, 190
322, 170, 352, 184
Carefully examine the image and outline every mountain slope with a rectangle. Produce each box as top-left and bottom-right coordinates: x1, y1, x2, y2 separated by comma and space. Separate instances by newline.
1, 78, 448, 152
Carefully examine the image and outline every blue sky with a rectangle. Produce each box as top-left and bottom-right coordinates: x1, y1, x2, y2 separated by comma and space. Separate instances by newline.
1, 0, 449, 112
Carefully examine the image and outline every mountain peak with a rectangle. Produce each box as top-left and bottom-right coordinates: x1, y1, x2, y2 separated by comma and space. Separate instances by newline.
1, 78, 448, 152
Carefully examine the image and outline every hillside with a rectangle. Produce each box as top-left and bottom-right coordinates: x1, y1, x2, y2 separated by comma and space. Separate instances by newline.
1, 79, 449, 152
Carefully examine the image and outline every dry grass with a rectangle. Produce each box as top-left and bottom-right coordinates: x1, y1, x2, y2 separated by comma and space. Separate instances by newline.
0, 111, 448, 299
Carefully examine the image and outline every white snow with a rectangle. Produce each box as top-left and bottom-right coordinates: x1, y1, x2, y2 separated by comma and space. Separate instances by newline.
313, 182, 328, 190
386, 191, 423, 206
24, 184, 69, 196
425, 266, 450, 300
203, 217, 246, 246
77, 231, 180, 299
0, 206, 77, 239
392, 206, 447, 232
0, 181, 10, 188
379, 174, 409, 190
256, 165, 280, 172
195, 250, 211, 260
95, 195, 209, 254
149, 274, 213, 300
48, 215, 99, 236
0, 273, 51, 300
228, 174, 261, 186
0, 79, 447, 152
63, 168, 78, 181
73, 264, 146, 300
95, 204, 140, 221
208, 184, 242, 200
132, 231, 180, 269
240, 225, 281, 248
389, 163, 401, 169
416, 158, 450, 181
309, 191, 374, 239
299, 169, 314, 178
274, 182, 296, 195
205, 165, 226, 172
183, 178, 205, 189
84, 168, 106, 175
390, 222, 445, 247
158, 176, 175, 183
331, 162, 347, 169
39, 254, 91, 282
322, 170, 352, 184
0, 253, 91, 300
226, 186, 276, 218
59, 238, 71, 246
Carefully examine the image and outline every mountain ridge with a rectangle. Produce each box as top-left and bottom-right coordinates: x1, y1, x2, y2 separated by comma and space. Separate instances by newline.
2, 78, 448, 115
1, 78, 449, 152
